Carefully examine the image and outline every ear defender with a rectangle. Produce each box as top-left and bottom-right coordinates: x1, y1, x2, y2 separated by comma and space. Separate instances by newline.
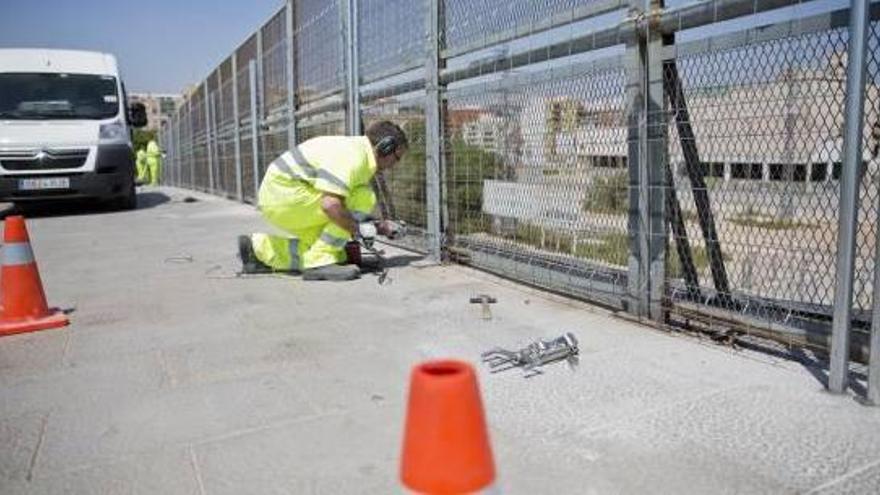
376, 135, 398, 157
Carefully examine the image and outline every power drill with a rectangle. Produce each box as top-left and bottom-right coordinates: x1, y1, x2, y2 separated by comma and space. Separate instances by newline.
356, 221, 378, 250
345, 221, 390, 284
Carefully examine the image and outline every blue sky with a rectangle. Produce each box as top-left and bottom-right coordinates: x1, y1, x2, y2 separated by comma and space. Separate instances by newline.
0, 0, 283, 94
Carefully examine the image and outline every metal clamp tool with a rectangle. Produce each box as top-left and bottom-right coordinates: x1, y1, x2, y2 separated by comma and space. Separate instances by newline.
481, 332, 579, 377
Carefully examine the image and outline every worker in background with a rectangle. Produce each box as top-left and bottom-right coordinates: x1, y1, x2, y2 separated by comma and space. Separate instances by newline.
238, 121, 408, 281
145, 138, 162, 185
135, 146, 148, 185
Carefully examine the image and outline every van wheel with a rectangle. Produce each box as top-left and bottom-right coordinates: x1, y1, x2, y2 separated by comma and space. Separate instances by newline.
111, 184, 137, 211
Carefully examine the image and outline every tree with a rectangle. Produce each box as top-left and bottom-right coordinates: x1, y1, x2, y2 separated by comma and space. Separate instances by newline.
446, 135, 503, 234
378, 120, 502, 234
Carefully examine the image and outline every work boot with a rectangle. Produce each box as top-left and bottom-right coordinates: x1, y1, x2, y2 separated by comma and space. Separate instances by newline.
357, 253, 383, 273
302, 264, 361, 281
238, 235, 273, 274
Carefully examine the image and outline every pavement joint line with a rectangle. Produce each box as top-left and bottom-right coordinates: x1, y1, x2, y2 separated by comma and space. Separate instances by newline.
24, 444, 181, 481
22, 410, 342, 480
157, 349, 178, 389
191, 410, 345, 448
26, 411, 49, 482
803, 455, 880, 494
60, 331, 73, 368
188, 444, 207, 495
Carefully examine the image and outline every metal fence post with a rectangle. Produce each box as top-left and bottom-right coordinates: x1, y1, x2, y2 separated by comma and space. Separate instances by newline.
168, 124, 176, 187
174, 119, 181, 187
159, 125, 166, 177
257, 29, 264, 125
646, 1, 668, 321
205, 90, 215, 193
232, 56, 244, 201
182, 105, 188, 187
626, 0, 668, 320
285, 0, 297, 147
212, 90, 221, 194
870, 206, 880, 404
424, 0, 444, 263
830, 0, 871, 394
255, 25, 265, 190
174, 122, 179, 187
183, 109, 187, 187
172, 111, 178, 187
162, 124, 169, 186
249, 60, 261, 200
625, 0, 647, 316
189, 98, 196, 188
344, 0, 361, 136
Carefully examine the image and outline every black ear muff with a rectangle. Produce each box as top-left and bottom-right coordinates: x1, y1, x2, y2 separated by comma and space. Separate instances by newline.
376, 136, 397, 157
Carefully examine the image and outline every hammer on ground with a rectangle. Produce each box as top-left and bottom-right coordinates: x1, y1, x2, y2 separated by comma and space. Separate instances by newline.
469, 294, 497, 320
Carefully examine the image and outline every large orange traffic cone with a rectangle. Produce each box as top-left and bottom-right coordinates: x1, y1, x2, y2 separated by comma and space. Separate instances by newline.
400, 360, 496, 494
0, 216, 68, 337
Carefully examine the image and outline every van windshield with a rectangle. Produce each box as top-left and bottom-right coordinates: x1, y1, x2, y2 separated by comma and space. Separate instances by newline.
0, 73, 120, 120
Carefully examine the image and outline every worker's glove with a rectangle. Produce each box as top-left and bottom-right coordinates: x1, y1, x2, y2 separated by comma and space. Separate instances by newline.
357, 221, 378, 248
378, 220, 407, 240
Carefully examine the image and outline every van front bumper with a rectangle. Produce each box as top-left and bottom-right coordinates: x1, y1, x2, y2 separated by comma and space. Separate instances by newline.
0, 144, 134, 202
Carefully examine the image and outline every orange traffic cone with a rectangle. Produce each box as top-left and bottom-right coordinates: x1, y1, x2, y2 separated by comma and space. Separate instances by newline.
400, 360, 496, 494
0, 216, 68, 337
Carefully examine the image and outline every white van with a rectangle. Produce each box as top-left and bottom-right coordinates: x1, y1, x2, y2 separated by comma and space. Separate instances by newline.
0, 49, 147, 209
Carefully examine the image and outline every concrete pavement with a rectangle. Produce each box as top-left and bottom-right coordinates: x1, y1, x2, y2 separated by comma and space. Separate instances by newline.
1, 186, 879, 494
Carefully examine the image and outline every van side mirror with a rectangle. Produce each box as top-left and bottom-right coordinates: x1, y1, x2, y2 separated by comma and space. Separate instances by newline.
129, 103, 147, 128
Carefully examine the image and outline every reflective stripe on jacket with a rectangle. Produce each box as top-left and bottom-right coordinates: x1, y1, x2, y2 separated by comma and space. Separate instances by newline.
265, 135, 377, 198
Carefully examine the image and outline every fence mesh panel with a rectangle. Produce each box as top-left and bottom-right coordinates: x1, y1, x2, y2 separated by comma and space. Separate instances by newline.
357, 0, 427, 82
362, 93, 428, 253
236, 35, 258, 202
663, 22, 880, 345
296, 116, 345, 145
216, 58, 237, 198
184, 109, 191, 188
442, 0, 611, 52
191, 84, 208, 191
162, 0, 880, 357
261, 10, 288, 115
205, 71, 220, 193
259, 9, 290, 183
444, 61, 630, 305
294, 0, 343, 105
859, 20, 880, 335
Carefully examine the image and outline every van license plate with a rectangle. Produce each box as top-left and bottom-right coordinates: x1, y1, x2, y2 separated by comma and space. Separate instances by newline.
18, 178, 70, 190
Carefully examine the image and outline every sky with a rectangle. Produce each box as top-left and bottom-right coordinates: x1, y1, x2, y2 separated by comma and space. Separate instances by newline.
0, 0, 283, 94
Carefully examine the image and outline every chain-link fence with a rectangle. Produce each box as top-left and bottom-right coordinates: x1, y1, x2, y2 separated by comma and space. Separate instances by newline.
661, 17, 880, 347
160, 0, 880, 373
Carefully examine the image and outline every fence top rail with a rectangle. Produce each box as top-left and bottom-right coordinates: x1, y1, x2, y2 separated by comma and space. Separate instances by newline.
296, 110, 345, 128
669, 0, 880, 59
444, 53, 626, 99
658, 0, 818, 34
294, 94, 345, 120
360, 61, 425, 87
441, 0, 627, 59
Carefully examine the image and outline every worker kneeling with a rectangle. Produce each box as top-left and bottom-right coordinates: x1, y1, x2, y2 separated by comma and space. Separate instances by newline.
238, 121, 408, 281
